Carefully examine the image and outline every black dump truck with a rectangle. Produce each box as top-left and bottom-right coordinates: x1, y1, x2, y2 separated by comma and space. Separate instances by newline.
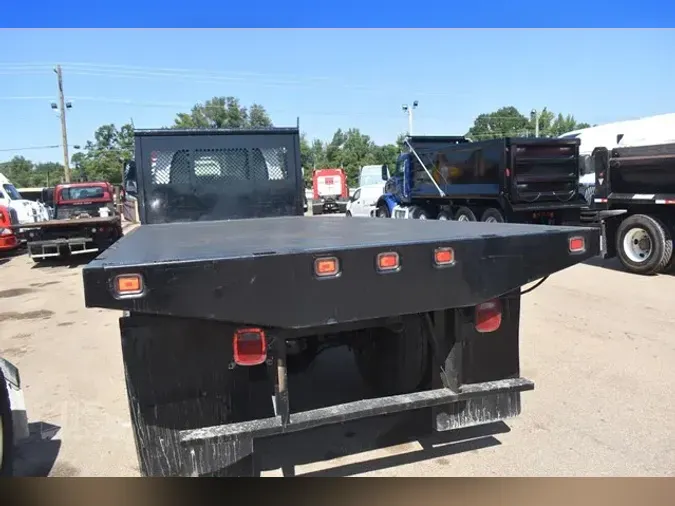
580, 142, 675, 275
375, 135, 588, 225
81, 127, 600, 477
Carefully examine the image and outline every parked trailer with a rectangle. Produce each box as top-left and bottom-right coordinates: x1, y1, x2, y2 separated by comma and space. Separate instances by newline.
373, 135, 587, 225
583, 142, 675, 275
82, 126, 600, 477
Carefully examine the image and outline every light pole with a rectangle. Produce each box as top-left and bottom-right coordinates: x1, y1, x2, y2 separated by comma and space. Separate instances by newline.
402, 100, 419, 136
530, 109, 540, 138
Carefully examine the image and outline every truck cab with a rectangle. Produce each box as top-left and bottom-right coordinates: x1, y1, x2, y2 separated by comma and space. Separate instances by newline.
0, 174, 50, 230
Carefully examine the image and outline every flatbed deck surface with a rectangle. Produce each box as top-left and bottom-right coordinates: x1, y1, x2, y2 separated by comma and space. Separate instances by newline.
91, 216, 589, 268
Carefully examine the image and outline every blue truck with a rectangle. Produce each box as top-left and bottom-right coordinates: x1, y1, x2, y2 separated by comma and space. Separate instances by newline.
373, 135, 588, 225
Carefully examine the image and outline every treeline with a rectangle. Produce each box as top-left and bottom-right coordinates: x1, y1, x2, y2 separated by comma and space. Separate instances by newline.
0, 97, 591, 189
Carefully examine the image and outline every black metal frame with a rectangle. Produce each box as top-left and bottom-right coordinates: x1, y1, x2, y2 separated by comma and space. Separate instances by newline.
133, 128, 304, 225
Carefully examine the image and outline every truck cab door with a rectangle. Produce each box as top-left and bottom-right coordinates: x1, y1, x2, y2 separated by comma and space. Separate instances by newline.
385, 155, 411, 202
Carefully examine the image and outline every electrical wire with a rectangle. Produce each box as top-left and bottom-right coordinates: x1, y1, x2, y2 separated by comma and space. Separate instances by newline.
0, 145, 61, 153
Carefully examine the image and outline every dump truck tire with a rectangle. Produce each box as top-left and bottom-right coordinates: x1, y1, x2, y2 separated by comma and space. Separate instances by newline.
616, 214, 672, 275
454, 206, 477, 222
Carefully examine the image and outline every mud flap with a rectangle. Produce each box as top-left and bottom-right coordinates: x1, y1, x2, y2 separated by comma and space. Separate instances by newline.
430, 293, 525, 432
120, 313, 259, 477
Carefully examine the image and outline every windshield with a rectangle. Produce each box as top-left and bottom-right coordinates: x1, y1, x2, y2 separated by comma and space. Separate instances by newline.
360, 174, 384, 186
359, 166, 386, 186
60, 186, 107, 201
3, 184, 22, 200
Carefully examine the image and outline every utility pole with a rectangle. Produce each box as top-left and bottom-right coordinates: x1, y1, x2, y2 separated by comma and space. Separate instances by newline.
53, 65, 71, 182
402, 101, 419, 136
530, 109, 540, 138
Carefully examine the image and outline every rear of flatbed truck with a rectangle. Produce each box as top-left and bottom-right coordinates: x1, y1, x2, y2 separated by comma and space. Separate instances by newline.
82, 216, 600, 477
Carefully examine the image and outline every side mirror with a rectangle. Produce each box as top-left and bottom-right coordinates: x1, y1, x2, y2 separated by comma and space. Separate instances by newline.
123, 160, 138, 197
381, 164, 389, 181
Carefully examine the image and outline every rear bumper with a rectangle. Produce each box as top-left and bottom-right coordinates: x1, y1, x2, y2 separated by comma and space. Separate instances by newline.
179, 377, 533, 444
313, 200, 348, 214
28, 237, 100, 259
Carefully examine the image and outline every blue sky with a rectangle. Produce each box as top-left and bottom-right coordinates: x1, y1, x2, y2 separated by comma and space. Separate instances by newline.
1, 29, 674, 163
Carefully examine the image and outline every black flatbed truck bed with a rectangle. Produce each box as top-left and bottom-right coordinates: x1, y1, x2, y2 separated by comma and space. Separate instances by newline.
83, 216, 599, 328
82, 216, 599, 477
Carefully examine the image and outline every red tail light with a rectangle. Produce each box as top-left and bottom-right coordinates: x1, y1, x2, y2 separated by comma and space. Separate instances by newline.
233, 328, 267, 366
569, 236, 586, 253
475, 299, 503, 333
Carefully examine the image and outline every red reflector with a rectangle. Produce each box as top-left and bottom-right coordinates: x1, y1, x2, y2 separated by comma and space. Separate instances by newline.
377, 251, 400, 272
434, 247, 455, 267
233, 328, 267, 366
475, 299, 502, 333
314, 256, 340, 278
569, 236, 586, 253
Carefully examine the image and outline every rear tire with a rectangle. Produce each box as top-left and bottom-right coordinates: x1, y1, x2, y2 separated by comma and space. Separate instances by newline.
481, 207, 505, 223
615, 214, 672, 275
453, 206, 477, 222
410, 206, 430, 220
376, 203, 391, 218
437, 210, 452, 220
352, 315, 430, 397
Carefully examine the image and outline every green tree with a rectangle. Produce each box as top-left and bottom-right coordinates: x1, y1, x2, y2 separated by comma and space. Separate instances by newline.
466, 106, 531, 140
173, 96, 273, 129
0, 157, 66, 187
0, 156, 35, 187
467, 106, 591, 140
74, 123, 134, 183
33, 162, 65, 186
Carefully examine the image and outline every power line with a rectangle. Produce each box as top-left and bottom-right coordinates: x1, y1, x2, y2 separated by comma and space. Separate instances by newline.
0, 61, 499, 99
0, 145, 62, 153
0, 95, 547, 124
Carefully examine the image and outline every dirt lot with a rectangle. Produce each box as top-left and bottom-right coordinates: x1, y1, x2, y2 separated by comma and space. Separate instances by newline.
1, 238, 674, 477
